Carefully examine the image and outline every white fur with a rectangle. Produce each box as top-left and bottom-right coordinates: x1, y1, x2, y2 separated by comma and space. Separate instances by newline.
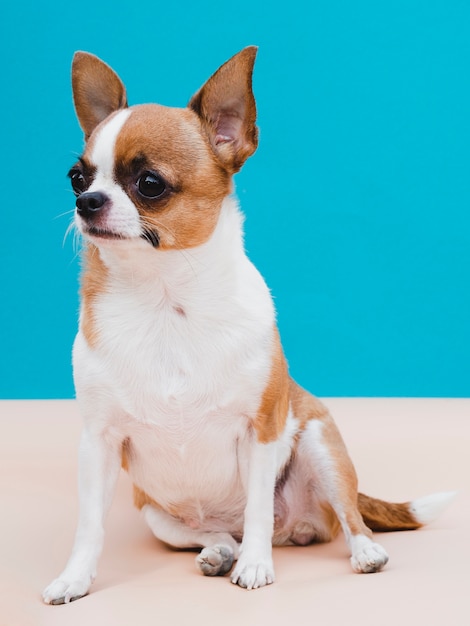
230, 440, 278, 588
42, 425, 122, 604
410, 492, 457, 525
349, 534, 389, 573
91, 109, 132, 176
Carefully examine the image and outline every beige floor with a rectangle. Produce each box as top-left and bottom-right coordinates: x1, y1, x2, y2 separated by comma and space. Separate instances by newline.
0, 398, 468, 626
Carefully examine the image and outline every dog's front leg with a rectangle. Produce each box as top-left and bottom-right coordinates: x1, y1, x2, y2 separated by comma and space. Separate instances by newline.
43, 426, 121, 604
231, 439, 278, 589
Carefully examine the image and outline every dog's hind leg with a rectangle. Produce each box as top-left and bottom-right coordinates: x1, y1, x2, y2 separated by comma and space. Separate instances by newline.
142, 504, 239, 576
298, 415, 389, 572
291, 383, 389, 574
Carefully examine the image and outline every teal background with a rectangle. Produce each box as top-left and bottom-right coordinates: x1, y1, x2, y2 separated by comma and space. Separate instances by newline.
1, 0, 469, 398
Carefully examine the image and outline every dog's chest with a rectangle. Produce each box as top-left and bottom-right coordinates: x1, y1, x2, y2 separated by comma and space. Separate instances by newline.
75, 235, 276, 522
86, 273, 273, 423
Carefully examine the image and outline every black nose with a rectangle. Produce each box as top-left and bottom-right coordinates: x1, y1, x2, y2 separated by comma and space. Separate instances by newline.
76, 191, 109, 218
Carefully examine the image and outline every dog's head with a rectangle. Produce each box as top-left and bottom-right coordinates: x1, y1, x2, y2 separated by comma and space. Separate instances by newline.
69, 48, 258, 251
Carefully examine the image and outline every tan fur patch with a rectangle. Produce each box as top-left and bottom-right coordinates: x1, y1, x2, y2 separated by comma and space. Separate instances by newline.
121, 437, 131, 471
113, 105, 231, 250
319, 499, 342, 540
132, 484, 162, 511
80, 244, 108, 348
321, 414, 372, 538
121, 441, 162, 511
358, 493, 422, 532
289, 379, 330, 428
253, 329, 290, 444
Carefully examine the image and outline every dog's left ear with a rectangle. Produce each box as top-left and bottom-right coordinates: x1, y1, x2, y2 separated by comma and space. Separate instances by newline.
188, 47, 258, 173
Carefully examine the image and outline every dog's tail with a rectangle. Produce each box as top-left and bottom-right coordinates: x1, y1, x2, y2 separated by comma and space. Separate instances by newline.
358, 491, 456, 532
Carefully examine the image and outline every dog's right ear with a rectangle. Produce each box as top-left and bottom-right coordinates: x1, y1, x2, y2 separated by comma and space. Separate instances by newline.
72, 52, 128, 139
188, 47, 258, 173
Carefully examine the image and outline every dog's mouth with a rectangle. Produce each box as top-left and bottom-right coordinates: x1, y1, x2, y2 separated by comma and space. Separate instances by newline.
84, 226, 127, 242
82, 226, 160, 248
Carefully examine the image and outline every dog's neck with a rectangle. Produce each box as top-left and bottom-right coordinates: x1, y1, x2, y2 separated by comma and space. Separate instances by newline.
90, 195, 246, 296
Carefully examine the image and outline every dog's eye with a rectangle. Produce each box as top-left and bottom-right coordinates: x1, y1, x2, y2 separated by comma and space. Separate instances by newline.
137, 172, 167, 199
69, 170, 87, 196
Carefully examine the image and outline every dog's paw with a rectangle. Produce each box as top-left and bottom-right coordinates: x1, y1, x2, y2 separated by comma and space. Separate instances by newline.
351, 541, 389, 573
196, 544, 235, 576
42, 575, 92, 605
230, 555, 275, 590
196, 545, 234, 576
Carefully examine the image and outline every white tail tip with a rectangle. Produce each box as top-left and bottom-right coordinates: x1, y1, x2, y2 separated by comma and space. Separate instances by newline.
410, 491, 457, 525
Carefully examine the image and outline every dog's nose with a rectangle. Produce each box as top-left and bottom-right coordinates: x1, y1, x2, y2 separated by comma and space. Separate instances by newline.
76, 191, 109, 218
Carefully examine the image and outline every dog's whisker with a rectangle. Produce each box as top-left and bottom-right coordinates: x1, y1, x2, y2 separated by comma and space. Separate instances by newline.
63, 220, 77, 248
62, 220, 84, 266
73, 229, 82, 256
55, 208, 76, 220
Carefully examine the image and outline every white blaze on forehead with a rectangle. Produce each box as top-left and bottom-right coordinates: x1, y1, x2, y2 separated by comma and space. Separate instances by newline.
91, 109, 132, 176
82, 108, 142, 242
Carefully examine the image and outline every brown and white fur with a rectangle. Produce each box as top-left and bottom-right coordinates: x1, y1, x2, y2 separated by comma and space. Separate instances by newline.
43, 48, 454, 604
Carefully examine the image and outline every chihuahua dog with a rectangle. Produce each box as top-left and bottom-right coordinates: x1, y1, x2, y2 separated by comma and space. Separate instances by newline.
43, 48, 453, 604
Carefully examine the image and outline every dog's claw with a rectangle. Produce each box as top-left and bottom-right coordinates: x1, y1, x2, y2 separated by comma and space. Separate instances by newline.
42, 577, 91, 605
231, 557, 275, 590
351, 542, 389, 573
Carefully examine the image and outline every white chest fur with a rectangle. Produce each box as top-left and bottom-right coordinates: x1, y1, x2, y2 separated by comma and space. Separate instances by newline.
73, 198, 277, 522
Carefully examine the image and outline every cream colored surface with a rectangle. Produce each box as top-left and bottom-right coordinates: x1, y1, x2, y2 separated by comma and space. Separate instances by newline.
0, 399, 468, 626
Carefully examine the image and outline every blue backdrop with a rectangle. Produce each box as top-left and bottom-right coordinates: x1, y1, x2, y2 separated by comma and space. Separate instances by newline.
1, 0, 469, 398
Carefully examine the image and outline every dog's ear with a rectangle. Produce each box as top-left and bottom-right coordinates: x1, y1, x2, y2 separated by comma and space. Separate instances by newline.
188, 47, 258, 173
72, 52, 128, 139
